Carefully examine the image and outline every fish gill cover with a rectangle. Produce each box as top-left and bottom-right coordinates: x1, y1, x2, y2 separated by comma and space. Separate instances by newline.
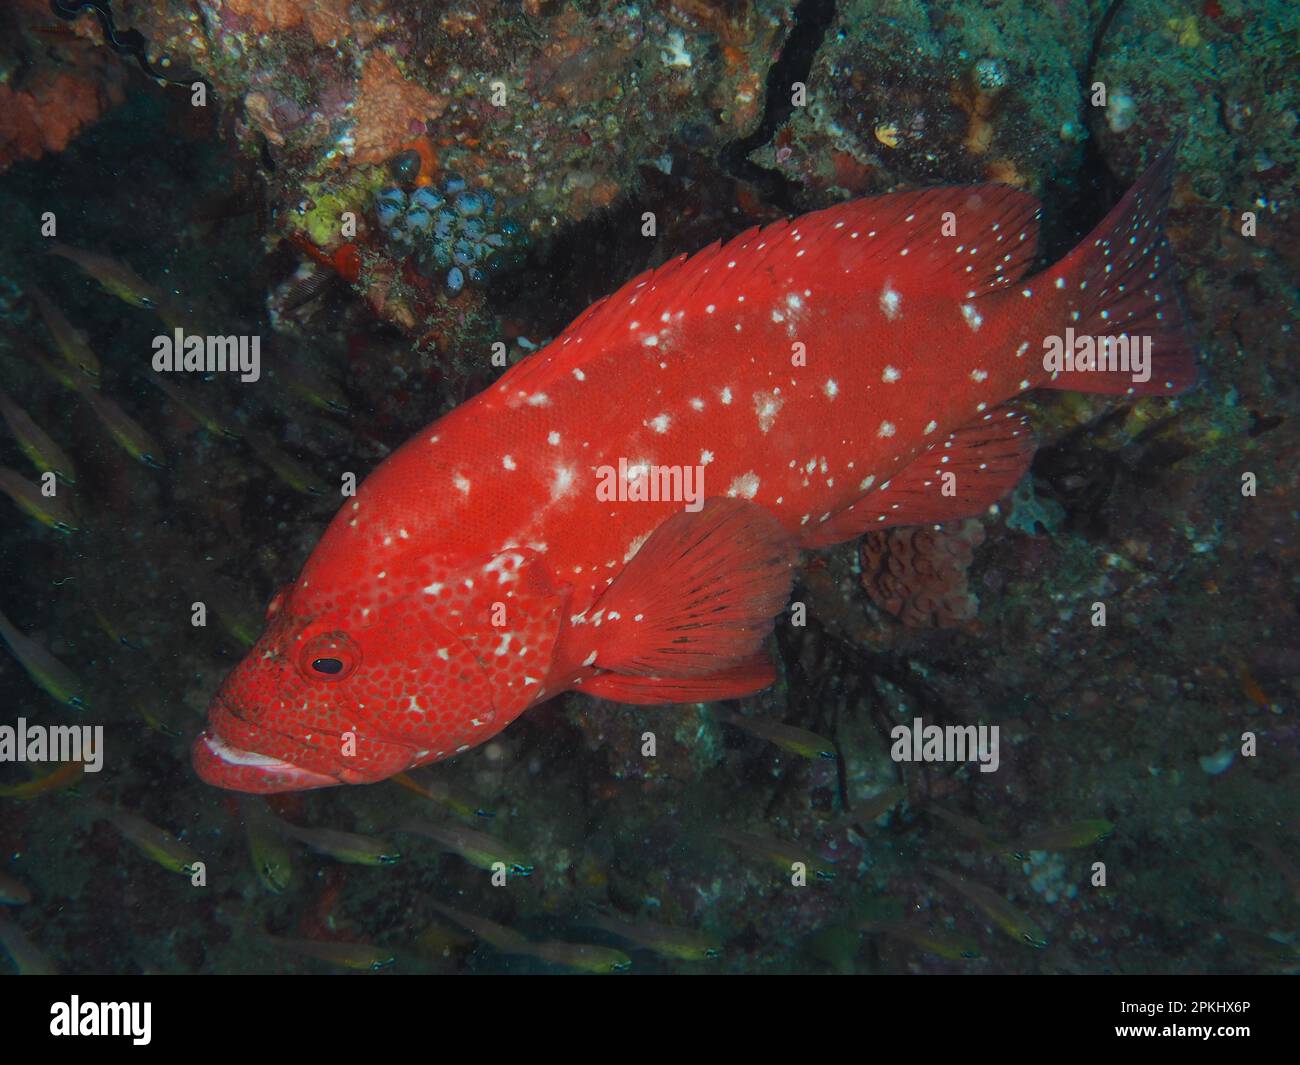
0, 0, 1295, 995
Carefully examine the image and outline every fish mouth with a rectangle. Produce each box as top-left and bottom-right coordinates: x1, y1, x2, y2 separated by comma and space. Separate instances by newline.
192, 730, 339, 793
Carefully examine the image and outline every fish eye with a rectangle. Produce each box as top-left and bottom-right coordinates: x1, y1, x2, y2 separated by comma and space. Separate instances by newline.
298, 631, 359, 682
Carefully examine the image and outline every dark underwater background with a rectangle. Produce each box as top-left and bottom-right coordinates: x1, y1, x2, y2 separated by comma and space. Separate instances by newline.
0, 0, 1295, 974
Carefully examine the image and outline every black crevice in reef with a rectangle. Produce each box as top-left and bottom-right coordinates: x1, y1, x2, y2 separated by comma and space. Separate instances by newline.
720, 0, 839, 212
1040, 0, 1132, 258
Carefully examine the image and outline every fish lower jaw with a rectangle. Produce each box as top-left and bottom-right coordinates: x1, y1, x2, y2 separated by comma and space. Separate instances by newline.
192, 730, 339, 793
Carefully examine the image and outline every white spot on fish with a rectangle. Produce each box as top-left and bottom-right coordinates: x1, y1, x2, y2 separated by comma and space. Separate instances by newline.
727, 472, 760, 499
551, 465, 576, 500
880, 284, 901, 320
753, 391, 784, 433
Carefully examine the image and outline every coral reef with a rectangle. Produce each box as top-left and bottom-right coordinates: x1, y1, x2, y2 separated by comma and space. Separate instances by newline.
0, 0, 1295, 980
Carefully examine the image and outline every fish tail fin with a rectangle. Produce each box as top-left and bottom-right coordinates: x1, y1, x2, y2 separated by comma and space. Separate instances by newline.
569, 499, 794, 701
1039, 140, 1198, 396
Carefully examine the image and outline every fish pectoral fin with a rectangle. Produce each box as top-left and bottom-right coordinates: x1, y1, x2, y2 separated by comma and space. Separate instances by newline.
803, 404, 1035, 545
577, 656, 776, 705
582, 497, 795, 679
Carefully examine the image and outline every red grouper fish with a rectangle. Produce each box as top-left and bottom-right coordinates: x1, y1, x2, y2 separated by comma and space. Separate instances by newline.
194, 147, 1195, 792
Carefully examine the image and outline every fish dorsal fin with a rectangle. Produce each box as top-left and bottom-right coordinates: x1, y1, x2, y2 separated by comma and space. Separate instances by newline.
803, 403, 1035, 545
493, 186, 1041, 398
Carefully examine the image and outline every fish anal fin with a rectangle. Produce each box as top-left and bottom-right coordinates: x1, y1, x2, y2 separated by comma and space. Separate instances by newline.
803, 405, 1034, 545
577, 657, 777, 706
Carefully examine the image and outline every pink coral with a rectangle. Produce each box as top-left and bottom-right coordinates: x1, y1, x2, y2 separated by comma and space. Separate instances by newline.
859, 519, 986, 628
351, 53, 449, 166
0, 69, 125, 172
222, 0, 352, 46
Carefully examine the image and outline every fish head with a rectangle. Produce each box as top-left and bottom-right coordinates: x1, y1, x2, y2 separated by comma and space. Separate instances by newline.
193, 549, 569, 793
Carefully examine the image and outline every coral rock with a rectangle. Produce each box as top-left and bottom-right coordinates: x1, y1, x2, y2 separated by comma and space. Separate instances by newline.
859, 520, 986, 628
352, 54, 449, 166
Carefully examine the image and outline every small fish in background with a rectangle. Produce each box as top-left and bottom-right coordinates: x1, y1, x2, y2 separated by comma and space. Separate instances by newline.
395, 819, 531, 876
0, 915, 60, 974
431, 902, 632, 973
90, 804, 201, 876
201, 582, 264, 650
9, 332, 85, 393
716, 709, 837, 760
0, 386, 77, 484
78, 389, 166, 470
242, 429, 327, 497
133, 701, 187, 740
261, 810, 400, 867
85, 592, 145, 653
1008, 819, 1115, 857
46, 243, 167, 311
0, 466, 78, 534
521, 940, 634, 974
270, 356, 350, 415
582, 910, 722, 961
145, 371, 241, 439
390, 770, 496, 822
26, 284, 100, 382
264, 934, 395, 972
0, 869, 33, 905
0, 605, 88, 709
0, 760, 86, 800
714, 826, 837, 881
929, 865, 1048, 949
854, 904, 982, 961
927, 804, 1006, 849
239, 797, 294, 894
